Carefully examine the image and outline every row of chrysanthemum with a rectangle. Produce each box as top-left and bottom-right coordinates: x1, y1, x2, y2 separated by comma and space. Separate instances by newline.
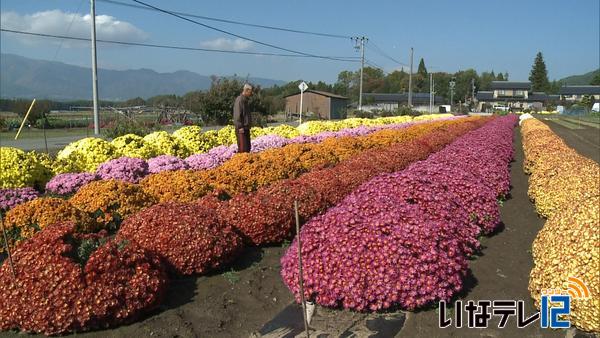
521, 117, 599, 333
0, 114, 451, 210
0, 115, 484, 335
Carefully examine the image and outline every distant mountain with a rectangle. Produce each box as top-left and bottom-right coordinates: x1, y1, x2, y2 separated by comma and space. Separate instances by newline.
559, 69, 600, 85
0, 53, 285, 101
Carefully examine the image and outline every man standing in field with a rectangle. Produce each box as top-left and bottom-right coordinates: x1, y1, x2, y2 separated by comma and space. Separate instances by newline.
233, 83, 253, 153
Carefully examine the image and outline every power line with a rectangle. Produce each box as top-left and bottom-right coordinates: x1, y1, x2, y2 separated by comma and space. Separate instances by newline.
366, 40, 408, 66
97, 0, 353, 39
130, 0, 354, 62
365, 59, 391, 75
52, 0, 85, 61
0, 28, 360, 61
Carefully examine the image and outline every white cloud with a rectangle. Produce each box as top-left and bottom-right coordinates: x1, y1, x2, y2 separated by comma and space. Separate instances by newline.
0, 10, 148, 47
200, 38, 254, 51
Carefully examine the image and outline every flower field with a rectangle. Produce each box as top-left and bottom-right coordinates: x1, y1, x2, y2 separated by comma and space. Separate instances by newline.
0, 115, 488, 334
280, 115, 516, 311
0, 116, 479, 254
1, 113, 598, 336
0, 115, 451, 192
522, 118, 599, 332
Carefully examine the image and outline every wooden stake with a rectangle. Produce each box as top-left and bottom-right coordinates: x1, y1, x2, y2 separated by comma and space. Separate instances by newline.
42, 110, 49, 154
0, 214, 16, 280
294, 200, 310, 338
15, 99, 36, 140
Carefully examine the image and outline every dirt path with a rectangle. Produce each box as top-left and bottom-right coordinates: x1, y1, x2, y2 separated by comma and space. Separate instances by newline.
540, 119, 600, 164
0, 122, 298, 152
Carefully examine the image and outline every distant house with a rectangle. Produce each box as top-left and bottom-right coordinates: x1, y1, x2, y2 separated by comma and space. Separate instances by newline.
284, 90, 348, 120
361, 93, 446, 112
476, 81, 556, 111
559, 85, 600, 102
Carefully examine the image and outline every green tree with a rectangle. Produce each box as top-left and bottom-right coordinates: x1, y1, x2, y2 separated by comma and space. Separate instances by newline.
581, 95, 594, 110
197, 78, 267, 125
415, 58, 428, 92
182, 90, 206, 122
496, 72, 505, 81
147, 94, 181, 108
334, 70, 360, 100
454, 69, 478, 103
384, 70, 409, 93
362, 67, 386, 93
591, 72, 600, 85
417, 58, 427, 76
430, 72, 452, 102
120, 97, 146, 107
308, 81, 333, 92
547, 80, 562, 95
11, 99, 53, 125
479, 71, 497, 90
529, 52, 550, 92
198, 78, 243, 125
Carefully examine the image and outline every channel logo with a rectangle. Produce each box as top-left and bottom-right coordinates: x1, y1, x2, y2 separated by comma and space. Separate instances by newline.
566, 276, 591, 299
541, 276, 591, 299
540, 276, 590, 329
439, 276, 590, 329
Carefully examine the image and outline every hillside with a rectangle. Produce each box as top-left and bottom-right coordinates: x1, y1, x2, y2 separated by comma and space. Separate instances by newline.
559, 69, 600, 85
0, 53, 285, 101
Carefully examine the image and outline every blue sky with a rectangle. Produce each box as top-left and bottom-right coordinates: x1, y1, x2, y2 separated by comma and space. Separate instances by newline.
1, 0, 599, 83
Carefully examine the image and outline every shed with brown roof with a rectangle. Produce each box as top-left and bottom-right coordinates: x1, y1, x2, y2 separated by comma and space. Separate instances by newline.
284, 90, 348, 120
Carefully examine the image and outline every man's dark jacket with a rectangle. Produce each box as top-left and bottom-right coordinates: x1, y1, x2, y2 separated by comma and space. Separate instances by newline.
233, 95, 251, 129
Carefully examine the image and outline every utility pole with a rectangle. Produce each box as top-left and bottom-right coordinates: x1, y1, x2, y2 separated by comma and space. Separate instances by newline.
429, 73, 433, 114
449, 77, 456, 111
471, 78, 476, 102
408, 47, 413, 107
352, 36, 368, 111
432, 76, 435, 112
90, 0, 100, 135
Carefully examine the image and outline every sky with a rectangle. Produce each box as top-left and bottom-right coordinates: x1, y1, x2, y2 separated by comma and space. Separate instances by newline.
1, 0, 599, 84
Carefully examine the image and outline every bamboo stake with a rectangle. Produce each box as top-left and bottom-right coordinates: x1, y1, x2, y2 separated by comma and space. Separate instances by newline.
15, 99, 36, 140
42, 110, 49, 154
0, 214, 16, 280
294, 200, 310, 338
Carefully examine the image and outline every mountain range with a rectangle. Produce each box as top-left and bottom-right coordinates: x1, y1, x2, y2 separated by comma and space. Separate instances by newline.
1, 53, 598, 101
0, 53, 285, 101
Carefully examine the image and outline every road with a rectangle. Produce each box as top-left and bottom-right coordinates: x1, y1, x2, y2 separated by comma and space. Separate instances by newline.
0, 122, 298, 153
538, 117, 599, 163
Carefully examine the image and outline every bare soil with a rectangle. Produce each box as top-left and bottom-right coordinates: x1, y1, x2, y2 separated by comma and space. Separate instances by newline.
540, 119, 600, 164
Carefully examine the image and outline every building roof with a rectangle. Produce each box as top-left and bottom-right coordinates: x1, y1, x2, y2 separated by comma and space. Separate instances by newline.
283, 89, 348, 99
558, 85, 600, 95
363, 92, 445, 104
490, 81, 531, 90
476, 91, 493, 100
477, 91, 552, 102
548, 94, 560, 101
528, 92, 549, 101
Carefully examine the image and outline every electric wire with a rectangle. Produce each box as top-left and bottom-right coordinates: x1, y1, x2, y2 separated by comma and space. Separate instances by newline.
0, 28, 361, 61
97, 0, 353, 39
130, 0, 355, 62
52, 0, 85, 60
366, 40, 408, 66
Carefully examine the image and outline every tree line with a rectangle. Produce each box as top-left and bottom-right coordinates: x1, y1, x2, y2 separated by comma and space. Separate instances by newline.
2, 52, 598, 126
